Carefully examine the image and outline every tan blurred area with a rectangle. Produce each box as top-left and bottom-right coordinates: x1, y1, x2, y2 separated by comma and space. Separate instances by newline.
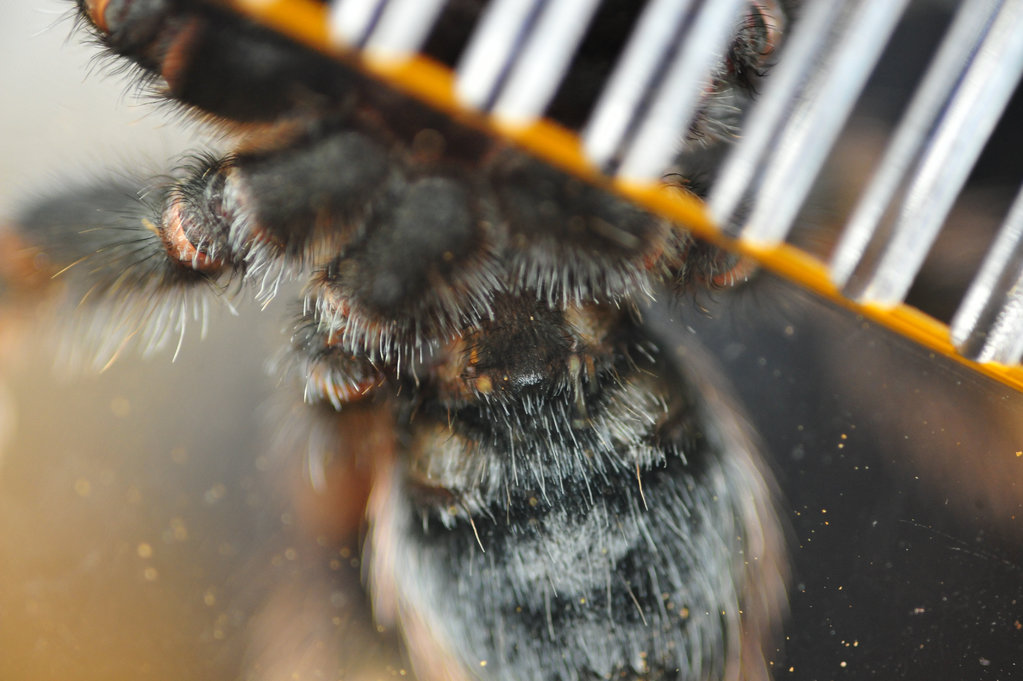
1, 4, 265, 677
0, 3, 401, 680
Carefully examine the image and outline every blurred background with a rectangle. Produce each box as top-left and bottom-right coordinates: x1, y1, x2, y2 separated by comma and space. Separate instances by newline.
1, 1, 1022, 680
0, 3, 301, 679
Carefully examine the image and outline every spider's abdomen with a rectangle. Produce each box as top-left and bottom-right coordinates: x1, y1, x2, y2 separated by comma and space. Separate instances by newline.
366, 298, 784, 681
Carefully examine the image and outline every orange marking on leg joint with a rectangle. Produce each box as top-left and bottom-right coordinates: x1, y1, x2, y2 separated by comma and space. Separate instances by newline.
160, 18, 204, 93
159, 204, 224, 273
84, 0, 110, 32
710, 255, 759, 288
313, 373, 378, 406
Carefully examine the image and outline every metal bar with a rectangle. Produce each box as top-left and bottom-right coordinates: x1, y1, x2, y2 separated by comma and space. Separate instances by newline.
708, 0, 846, 232
615, 0, 749, 181
491, 0, 603, 125
853, 0, 1023, 307
736, 0, 909, 245
829, 0, 1003, 289
951, 182, 1023, 363
329, 0, 388, 47
582, 0, 695, 169
364, 0, 449, 59
455, 0, 545, 111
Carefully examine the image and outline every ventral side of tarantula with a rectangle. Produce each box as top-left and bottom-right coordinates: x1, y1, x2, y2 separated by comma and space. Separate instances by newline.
1, 1, 791, 680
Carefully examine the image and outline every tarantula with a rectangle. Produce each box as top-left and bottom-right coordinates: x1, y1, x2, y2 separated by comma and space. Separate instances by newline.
1, 1, 790, 680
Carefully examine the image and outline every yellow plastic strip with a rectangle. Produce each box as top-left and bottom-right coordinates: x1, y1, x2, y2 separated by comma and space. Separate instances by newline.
226, 0, 1023, 394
